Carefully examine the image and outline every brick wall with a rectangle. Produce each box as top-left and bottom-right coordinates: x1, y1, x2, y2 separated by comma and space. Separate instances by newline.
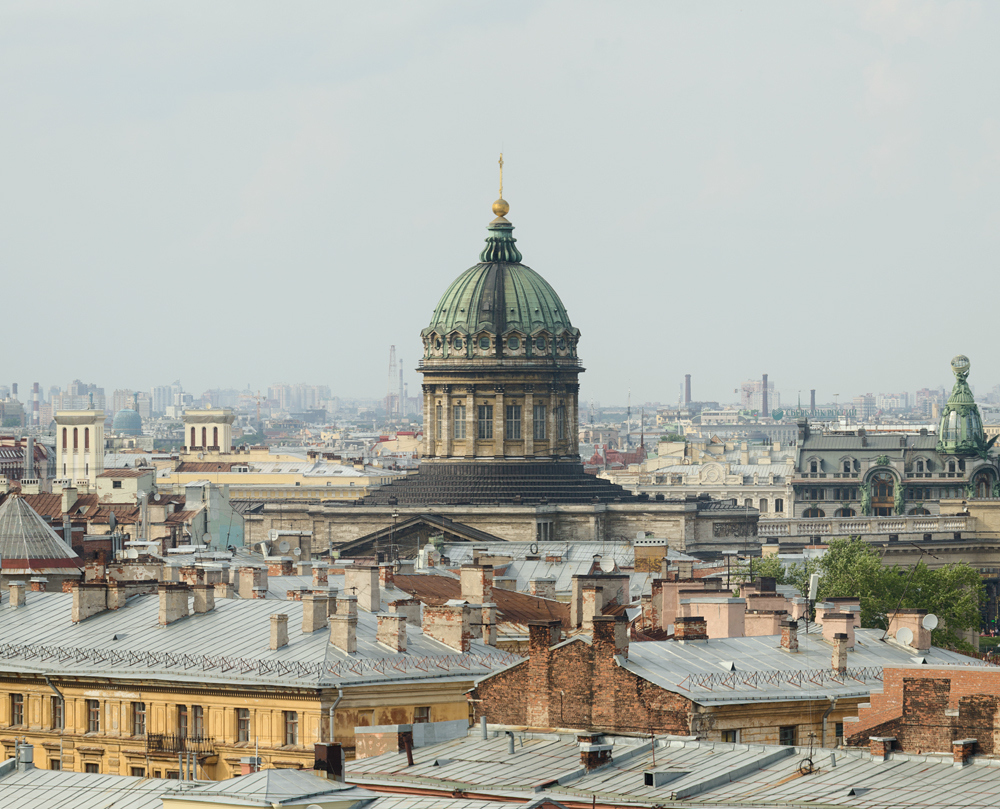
846, 667, 1000, 754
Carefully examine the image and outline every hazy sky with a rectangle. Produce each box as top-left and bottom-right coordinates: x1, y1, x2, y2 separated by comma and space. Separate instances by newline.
3, 1, 999, 407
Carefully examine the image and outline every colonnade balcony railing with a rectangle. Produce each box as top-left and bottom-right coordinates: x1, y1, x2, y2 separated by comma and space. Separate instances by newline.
757, 514, 972, 537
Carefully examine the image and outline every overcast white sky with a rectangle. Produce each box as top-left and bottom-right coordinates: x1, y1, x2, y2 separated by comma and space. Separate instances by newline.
3, 1, 999, 407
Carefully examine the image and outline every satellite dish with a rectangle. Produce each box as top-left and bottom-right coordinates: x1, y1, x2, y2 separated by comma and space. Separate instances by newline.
127, 547, 139, 559
154, 493, 161, 502
198, 452, 204, 460
203, 533, 213, 545
922, 613, 939, 630
293, 547, 301, 556
896, 626, 914, 646
278, 540, 291, 553
109, 512, 117, 532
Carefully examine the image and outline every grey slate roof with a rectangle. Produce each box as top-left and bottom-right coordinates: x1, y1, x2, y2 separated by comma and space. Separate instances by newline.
0, 590, 519, 689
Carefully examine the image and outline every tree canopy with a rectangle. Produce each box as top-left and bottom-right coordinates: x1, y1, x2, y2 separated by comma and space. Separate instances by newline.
817, 537, 984, 652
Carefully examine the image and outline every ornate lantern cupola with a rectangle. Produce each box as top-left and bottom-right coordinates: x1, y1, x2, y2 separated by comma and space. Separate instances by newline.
937, 355, 994, 458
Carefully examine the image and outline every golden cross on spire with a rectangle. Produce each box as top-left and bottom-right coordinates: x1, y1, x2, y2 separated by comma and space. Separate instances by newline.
498, 152, 504, 198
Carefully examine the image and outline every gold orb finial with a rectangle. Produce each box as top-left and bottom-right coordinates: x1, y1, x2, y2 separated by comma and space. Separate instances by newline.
492, 197, 510, 217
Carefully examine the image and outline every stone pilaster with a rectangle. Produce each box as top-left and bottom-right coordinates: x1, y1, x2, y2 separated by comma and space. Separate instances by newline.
548, 387, 558, 457
422, 385, 433, 457
466, 387, 476, 458
442, 385, 452, 458
524, 386, 534, 457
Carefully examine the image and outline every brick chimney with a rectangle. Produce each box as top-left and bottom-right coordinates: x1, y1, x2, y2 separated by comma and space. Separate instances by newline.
29, 577, 48, 593
302, 592, 329, 633
833, 632, 848, 673
330, 613, 357, 654
312, 562, 329, 588
345, 565, 380, 613
71, 582, 107, 622
239, 756, 261, 775
388, 598, 421, 625
525, 619, 561, 726
592, 614, 629, 658
582, 585, 604, 633
267, 557, 294, 576
377, 613, 407, 652
780, 619, 798, 652
270, 613, 289, 650
461, 564, 494, 605
158, 583, 190, 625
577, 733, 613, 772
675, 560, 694, 578
483, 603, 498, 645
822, 612, 855, 649
674, 616, 708, 641
378, 563, 395, 590
869, 736, 894, 760
422, 600, 471, 652
888, 609, 931, 651
529, 577, 556, 599
337, 594, 358, 616
192, 583, 215, 614
9, 581, 27, 608
953, 738, 977, 766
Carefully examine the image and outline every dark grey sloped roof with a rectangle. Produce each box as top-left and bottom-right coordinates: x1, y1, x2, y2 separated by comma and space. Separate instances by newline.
800, 435, 938, 452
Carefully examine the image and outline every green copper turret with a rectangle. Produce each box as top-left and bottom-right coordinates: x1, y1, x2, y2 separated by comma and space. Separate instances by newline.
936, 355, 995, 458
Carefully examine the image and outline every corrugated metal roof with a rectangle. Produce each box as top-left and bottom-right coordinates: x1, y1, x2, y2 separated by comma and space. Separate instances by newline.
0, 590, 520, 689
0, 495, 81, 566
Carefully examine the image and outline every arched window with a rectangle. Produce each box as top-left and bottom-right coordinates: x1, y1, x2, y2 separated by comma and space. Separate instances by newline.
84, 427, 89, 451
948, 461, 956, 473
744, 498, 753, 508
835, 507, 856, 517
803, 507, 825, 518
759, 498, 768, 513
62, 428, 67, 450
775, 498, 784, 512
213, 427, 219, 447
190, 427, 196, 448
843, 460, 851, 474
916, 459, 925, 473
201, 427, 207, 448
73, 428, 78, 450
909, 507, 930, 516
810, 460, 818, 473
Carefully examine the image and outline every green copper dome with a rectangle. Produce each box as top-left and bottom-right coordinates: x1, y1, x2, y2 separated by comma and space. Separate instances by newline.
421, 215, 580, 361
112, 407, 143, 436
937, 355, 993, 458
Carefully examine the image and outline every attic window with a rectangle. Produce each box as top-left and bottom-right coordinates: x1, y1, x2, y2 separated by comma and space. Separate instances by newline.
112, 481, 122, 489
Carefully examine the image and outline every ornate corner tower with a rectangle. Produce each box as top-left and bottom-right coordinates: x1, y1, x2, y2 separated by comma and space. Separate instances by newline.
418, 196, 582, 465
937, 354, 993, 458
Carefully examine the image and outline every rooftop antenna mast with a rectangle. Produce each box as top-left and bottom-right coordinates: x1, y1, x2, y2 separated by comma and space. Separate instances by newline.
387, 345, 398, 418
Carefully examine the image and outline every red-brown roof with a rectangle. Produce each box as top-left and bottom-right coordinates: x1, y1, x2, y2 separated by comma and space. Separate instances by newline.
393, 574, 570, 627
175, 462, 240, 473
165, 509, 199, 524
98, 469, 152, 478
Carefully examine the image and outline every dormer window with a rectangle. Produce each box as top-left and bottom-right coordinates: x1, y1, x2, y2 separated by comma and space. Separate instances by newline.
507, 336, 520, 350
453, 337, 463, 350
479, 337, 491, 350
842, 460, 851, 474
810, 461, 818, 474
948, 461, 956, 473
916, 459, 925, 473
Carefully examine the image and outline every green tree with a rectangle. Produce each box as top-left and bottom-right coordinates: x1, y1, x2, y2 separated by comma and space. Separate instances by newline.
730, 555, 819, 598
818, 537, 984, 652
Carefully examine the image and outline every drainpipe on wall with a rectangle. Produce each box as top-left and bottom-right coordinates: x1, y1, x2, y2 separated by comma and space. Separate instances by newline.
822, 696, 838, 748
328, 687, 344, 744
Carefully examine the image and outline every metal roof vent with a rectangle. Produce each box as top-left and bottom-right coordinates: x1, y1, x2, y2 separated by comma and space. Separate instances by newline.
719, 661, 737, 671
644, 771, 684, 788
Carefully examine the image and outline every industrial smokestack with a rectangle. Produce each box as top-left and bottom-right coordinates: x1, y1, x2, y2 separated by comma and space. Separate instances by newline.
761, 374, 769, 418
24, 436, 34, 480
684, 374, 691, 405
810, 389, 816, 415
32, 382, 39, 425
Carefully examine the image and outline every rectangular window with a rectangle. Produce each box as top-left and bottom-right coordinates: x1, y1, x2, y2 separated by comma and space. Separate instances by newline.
533, 404, 546, 440
10, 694, 23, 726
132, 702, 146, 737
557, 406, 566, 440
50, 759, 61, 771
51, 696, 64, 730
835, 722, 844, 743
435, 404, 442, 439
112, 480, 123, 489
775, 498, 784, 513
131, 767, 145, 777
505, 404, 522, 440
177, 705, 188, 738
779, 725, 795, 746
87, 699, 100, 733
414, 706, 430, 724
192, 705, 204, 738
284, 711, 298, 746
721, 730, 738, 743
453, 404, 466, 438
477, 405, 493, 440
237, 708, 250, 743
85, 763, 100, 774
